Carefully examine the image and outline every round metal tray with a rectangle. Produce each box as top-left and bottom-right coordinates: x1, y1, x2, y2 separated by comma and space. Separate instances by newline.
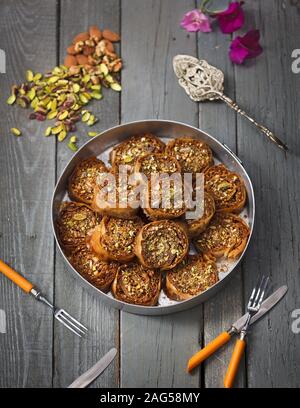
52, 120, 255, 316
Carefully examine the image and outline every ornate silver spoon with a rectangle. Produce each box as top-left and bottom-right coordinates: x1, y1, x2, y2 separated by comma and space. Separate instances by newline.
173, 55, 287, 151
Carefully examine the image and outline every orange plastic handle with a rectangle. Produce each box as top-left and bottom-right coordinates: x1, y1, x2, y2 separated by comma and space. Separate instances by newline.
224, 338, 246, 388
0, 259, 34, 293
187, 331, 231, 372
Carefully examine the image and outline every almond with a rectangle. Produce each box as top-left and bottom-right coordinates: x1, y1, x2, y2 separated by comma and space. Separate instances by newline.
104, 40, 114, 53
103, 29, 120, 42
64, 55, 77, 68
72, 32, 90, 44
67, 45, 77, 55
83, 45, 95, 56
87, 55, 98, 65
89, 25, 102, 42
76, 54, 89, 65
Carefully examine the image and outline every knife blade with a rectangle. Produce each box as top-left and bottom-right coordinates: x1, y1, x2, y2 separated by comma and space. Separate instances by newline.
68, 347, 117, 388
232, 285, 287, 333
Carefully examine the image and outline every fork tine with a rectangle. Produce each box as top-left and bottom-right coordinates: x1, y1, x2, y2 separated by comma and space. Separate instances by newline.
257, 276, 270, 308
252, 275, 265, 306
55, 314, 83, 337
57, 311, 87, 335
60, 309, 88, 331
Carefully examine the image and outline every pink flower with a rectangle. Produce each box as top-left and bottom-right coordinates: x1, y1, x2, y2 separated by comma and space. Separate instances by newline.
216, 1, 244, 34
180, 9, 212, 33
229, 29, 263, 64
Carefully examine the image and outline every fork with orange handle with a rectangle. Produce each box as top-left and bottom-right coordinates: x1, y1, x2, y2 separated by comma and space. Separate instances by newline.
187, 276, 270, 388
0, 259, 88, 337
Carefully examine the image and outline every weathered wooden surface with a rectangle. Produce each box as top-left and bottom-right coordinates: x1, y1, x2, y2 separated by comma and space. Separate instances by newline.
0, 0, 57, 387
53, 0, 120, 388
120, 0, 202, 388
0, 0, 299, 388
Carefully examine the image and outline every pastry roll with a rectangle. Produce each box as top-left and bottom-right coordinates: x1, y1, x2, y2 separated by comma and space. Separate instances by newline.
110, 133, 165, 172
204, 164, 246, 213
56, 201, 101, 252
68, 246, 119, 293
68, 157, 108, 205
194, 212, 250, 259
186, 192, 215, 237
166, 137, 213, 174
89, 215, 144, 262
112, 262, 161, 306
134, 220, 189, 270
91, 169, 139, 219
135, 153, 186, 219
165, 255, 218, 300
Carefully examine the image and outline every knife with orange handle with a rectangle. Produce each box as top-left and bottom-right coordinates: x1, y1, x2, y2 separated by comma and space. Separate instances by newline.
187, 285, 288, 383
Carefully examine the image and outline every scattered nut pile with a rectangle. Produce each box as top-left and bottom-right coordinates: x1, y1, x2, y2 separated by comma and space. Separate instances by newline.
7, 25, 122, 151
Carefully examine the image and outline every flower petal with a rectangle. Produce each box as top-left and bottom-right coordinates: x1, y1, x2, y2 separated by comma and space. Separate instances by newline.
216, 1, 245, 34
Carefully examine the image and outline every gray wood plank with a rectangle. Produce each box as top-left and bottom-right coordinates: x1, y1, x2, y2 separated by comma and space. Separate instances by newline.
196, 0, 246, 388
0, 0, 57, 387
236, 0, 300, 387
53, 0, 120, 388
120, 0, 202, 388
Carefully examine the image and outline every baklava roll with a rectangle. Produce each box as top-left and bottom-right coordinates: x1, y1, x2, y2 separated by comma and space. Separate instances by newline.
89, 215, 144, 262
68, 157, 108, 205
91, 169, 139, 219
165, 255, 218, 301
194, 212, 250, 259
112, 262, 162, 306
110, 133, 165, 172
186, 192, 215, 237
166, 137, 213, 175
68, 246, 119, 293
56, 201, 101, 252
134, 220, 189, 270
204, 164, 246, 213
135, 153, 186, 219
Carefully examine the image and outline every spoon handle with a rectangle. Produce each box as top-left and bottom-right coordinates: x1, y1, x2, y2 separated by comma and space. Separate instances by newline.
219, 93, 288, 151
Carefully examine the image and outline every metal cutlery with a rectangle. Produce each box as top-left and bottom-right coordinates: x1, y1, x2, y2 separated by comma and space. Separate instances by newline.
187, 283, 287, 387
68, 348, 117, 388
224, 275, 269, 388
173, 55, 288, 152
0, 259, 87, 337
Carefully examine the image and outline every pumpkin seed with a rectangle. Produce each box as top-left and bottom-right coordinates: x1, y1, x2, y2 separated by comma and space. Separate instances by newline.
45, 126, 52, 136
6, 94, 16, 105
81, 112, 90, 122
91, 91, 102, 100
68, 141, 78, 151
33, 73, 42, 82
58, 111, 68, 121
47, 110, 58, 120
58, 130, 67, 142
73, 83, 80, 93
48, 76, 60, 84
51, 125, 63, 135
26, 70, 34, 82
110, 83, 122, 91
99, 63, 108, 76
11, 127, 21, 136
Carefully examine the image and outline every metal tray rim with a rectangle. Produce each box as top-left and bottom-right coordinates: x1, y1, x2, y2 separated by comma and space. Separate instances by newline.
51, 119, 255, 316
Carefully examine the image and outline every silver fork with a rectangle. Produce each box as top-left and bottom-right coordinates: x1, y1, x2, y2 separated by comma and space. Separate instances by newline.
224, 276, 270, 388
31, 288, 88, 337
